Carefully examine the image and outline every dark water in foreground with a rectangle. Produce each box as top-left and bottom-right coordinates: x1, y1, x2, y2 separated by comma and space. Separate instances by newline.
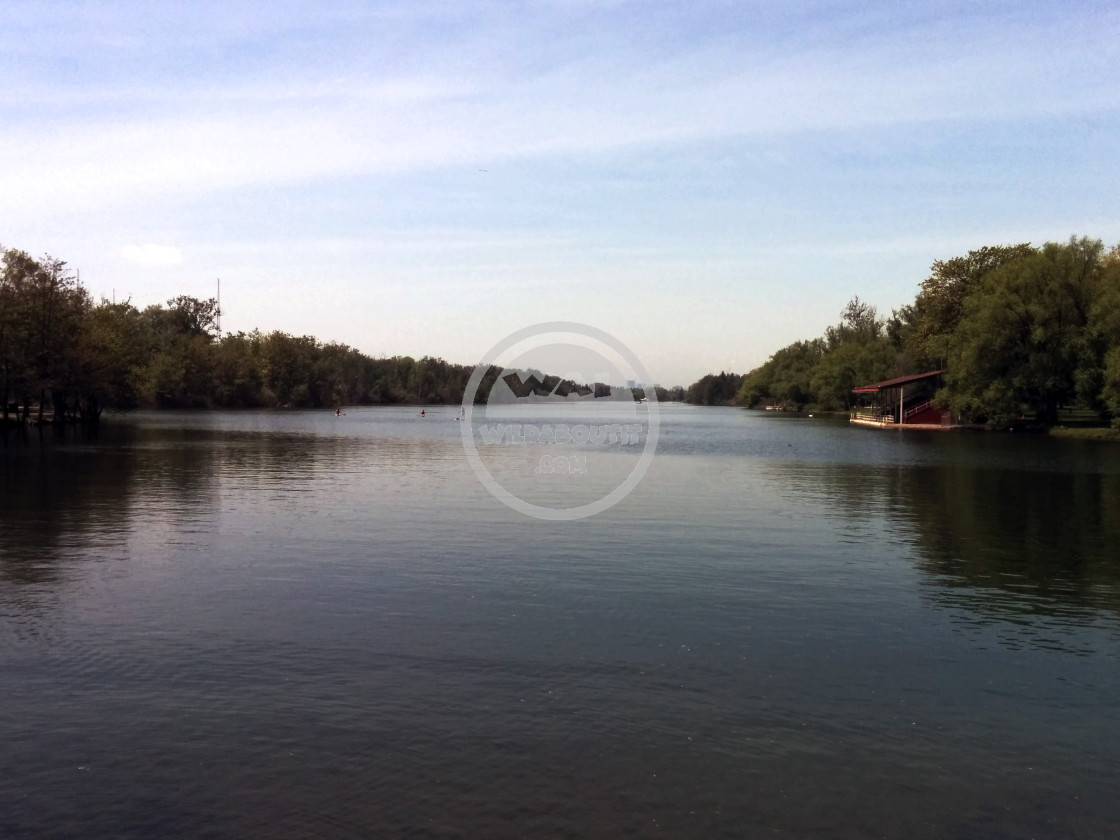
2, 406, 1119, 839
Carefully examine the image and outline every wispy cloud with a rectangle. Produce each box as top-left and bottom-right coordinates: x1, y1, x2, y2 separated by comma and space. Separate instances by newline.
4, 3, 1117, 224
3, 1, 1117, 383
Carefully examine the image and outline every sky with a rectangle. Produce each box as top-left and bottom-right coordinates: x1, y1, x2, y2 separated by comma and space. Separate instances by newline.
2, 0, 1118, 387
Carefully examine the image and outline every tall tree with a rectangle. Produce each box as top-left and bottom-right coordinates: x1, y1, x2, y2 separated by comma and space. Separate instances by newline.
904, 243, 1035, 369
1094, 245, 1120, 426
686, 371, 743, 405
736, 339, 824, 407
1, 251, 91, 422
944, 237, 1105, 424
0, 250, 32, 422
73, 301, 145, 422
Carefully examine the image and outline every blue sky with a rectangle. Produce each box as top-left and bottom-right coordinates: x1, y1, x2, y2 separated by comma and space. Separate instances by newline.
2, 0, 1118, 386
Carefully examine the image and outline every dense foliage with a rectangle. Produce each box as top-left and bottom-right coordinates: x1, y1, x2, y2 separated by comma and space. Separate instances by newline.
693, 236, 1120, 426
733, 296, 896, 412
684, 372, 744, 406
1, 247, 503, 427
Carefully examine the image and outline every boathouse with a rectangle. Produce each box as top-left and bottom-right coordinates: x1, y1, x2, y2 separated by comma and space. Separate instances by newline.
849, 370, 955, 428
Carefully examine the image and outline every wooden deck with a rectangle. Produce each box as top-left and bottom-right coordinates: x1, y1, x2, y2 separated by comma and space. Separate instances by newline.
850, 414, 958, 430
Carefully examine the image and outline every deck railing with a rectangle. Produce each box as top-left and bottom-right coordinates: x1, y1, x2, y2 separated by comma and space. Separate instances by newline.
904, 399, 934, 419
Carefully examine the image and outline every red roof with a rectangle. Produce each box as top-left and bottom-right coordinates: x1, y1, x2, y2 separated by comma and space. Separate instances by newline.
852, 370, 945, 393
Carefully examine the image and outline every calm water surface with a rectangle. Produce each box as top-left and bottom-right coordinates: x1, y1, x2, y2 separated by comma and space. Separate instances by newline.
2, 406, 1119, 839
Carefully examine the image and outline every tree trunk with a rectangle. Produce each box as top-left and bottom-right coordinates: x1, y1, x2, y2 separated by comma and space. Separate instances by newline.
52, 389, 66, 425
1044, 395, 1059, 426
82, 397, 101, 430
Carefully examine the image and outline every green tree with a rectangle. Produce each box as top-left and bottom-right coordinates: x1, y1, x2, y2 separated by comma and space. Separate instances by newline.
165, 296, 220, 340
686, 371, 743, 405
73, 301, 146, 421
902, 243, 1035, 370
4, 252, 92, 422
260, 332, 318, 406
211, 332, 266, 407
801, 298, 898, 410
944, 237, 1105, 425
1094, 245, 1120, 425
811, 337, 897, 411
736, 339, 824, 407
0, 249, 36, 422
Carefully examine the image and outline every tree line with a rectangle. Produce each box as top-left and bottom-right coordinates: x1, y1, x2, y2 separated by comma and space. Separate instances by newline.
0, 247, 507, 427
695, 236, 1120, 427
2, 246, 685, 429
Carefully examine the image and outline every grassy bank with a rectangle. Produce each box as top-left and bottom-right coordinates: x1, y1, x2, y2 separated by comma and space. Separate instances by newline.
1050, 426, 1120, 441
1046, 407, 1120, 440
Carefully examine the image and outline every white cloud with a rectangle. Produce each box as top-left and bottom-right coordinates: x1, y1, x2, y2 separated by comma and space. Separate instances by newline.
1, 4, 1116, 225
121, 243, 183, 266
3, 2, 1117, 384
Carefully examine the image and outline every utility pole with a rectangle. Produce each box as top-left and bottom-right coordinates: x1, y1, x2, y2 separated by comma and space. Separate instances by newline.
216, 277, 222, 342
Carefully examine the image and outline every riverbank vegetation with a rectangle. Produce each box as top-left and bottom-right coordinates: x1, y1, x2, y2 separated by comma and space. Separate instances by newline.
708, 236, 1120, 428
0, 248, 487, 426
684, 371, 744, 406
1, 247, 684, 429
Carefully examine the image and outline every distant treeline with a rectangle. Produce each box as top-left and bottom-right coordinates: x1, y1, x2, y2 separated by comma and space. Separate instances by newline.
685, 237, 1120, 427
1, 247, 682, 428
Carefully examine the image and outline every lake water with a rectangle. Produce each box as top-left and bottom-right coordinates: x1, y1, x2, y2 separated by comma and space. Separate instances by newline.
2, 406, 1119, 839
